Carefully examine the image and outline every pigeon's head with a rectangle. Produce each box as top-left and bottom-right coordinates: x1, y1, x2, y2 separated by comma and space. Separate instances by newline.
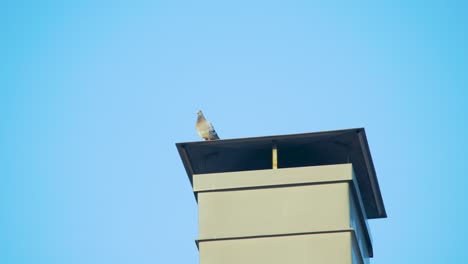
197, 110, 203, 117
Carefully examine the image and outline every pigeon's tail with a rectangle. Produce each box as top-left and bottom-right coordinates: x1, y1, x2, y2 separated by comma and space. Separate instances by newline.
209, 130, 220, 140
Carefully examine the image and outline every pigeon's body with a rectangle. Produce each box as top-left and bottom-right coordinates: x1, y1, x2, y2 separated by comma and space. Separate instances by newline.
196, 111, 219, 141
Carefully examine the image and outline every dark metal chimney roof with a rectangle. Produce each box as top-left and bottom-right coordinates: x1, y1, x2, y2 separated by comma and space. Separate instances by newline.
176, 128, 386, 219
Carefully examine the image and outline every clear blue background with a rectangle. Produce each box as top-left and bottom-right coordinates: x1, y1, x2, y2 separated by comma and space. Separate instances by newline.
2, 1, 467, 263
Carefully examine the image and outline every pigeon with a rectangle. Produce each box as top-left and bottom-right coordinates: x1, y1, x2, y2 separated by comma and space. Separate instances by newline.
195, 110, 220, 141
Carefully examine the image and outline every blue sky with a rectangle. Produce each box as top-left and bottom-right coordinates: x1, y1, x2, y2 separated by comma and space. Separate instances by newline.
2, 1, 467, 263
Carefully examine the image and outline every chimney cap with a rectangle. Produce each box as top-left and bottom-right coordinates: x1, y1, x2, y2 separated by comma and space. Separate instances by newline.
176, 128, 386, 219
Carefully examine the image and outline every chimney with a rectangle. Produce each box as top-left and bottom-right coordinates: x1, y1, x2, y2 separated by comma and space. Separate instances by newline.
176, 128, 386, 264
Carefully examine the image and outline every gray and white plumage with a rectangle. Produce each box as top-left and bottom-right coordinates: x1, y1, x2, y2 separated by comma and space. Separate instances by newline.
196, 110, 220, 141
